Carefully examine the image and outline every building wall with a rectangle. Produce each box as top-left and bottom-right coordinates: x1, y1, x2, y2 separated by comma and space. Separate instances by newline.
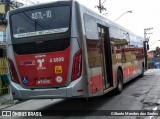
0, 4, 5, 14
0, 3, 15, 41
0, 4, 6, 31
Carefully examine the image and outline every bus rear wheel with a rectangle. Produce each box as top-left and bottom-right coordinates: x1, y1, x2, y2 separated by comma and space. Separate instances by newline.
139, 66, 144, 78
115, 69, 123, 94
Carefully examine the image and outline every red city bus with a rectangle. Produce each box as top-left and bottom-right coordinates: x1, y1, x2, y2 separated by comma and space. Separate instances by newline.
6, 0, 145, 100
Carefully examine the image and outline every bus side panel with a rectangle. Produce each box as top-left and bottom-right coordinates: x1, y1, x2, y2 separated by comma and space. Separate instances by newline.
86, 42, 103, 95
90, 71, 103, 94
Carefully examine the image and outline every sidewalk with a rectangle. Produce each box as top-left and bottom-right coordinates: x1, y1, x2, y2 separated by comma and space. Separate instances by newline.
0, 87, 17, 109
142, 70, 160, 110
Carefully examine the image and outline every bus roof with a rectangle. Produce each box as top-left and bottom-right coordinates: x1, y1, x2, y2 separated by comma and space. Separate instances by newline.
10, 0, 144, 40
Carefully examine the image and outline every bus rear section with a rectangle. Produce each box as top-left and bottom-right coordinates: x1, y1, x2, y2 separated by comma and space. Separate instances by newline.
7, 1, 87, 100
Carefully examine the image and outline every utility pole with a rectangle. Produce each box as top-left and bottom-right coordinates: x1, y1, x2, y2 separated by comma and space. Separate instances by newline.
5, 0, 10, 15
144, 28, 153, 70
96, 0, 107, 13
99, 0, 102, 13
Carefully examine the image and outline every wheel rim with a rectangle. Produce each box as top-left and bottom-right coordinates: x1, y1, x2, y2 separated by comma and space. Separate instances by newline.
118, 80, 122, 90
118, 71, 122, 90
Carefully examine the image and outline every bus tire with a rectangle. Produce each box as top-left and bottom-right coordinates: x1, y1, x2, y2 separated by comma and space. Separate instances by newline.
139, 63, 144, 78
139, 69, 144, 78
115, 69, 123, 94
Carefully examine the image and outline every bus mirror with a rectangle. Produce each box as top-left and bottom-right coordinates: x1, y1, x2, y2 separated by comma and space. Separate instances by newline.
147, 44, 149, 50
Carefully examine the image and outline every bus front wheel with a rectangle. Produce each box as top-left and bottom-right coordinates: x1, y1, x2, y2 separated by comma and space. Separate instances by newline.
115, 69, 123, 94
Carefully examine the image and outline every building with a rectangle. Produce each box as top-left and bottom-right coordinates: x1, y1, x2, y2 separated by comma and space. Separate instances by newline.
0, 1, 18, 95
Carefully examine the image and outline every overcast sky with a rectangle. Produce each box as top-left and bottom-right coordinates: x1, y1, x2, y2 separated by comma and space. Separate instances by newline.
17, 0, 160, 50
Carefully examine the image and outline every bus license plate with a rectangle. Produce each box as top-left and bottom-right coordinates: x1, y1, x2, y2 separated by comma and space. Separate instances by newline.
36, 78, 51, 85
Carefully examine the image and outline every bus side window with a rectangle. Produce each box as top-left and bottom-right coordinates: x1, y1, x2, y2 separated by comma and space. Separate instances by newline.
111, 41, 115, 54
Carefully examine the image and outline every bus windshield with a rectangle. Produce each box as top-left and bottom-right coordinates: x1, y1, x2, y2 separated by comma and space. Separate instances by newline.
11, 6, 70, 38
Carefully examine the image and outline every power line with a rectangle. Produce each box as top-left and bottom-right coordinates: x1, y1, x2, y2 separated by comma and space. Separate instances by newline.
21, 0, 35, 4
102, 0, 107, 5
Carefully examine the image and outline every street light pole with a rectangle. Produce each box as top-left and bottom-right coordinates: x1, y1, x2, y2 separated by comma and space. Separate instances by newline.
144, 27, 153, 70
144, 28, 153, 41
99, 0, 102, 13
115, 10, 132, 21
5, 0, 10, 15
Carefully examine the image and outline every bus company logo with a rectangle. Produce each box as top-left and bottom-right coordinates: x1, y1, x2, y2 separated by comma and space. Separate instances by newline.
2, 111, 11, 116
37, 59, 46, 70
20, 60, 35, 66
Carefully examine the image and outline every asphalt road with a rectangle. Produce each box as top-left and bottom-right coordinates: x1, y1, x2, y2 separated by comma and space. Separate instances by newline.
1, 69, 160, 119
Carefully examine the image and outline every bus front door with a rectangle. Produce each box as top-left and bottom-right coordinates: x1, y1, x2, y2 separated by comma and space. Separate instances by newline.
98, 25, 113, 90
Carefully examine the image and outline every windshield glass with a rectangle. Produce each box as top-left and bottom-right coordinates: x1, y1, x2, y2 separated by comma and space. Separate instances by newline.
11, 6, 70, 38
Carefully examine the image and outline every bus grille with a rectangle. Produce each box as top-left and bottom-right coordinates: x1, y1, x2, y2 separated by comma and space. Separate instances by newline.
13, 39, 70, 55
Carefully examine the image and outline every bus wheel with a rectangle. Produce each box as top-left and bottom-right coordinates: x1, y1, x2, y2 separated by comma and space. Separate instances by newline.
139, 67, 144, 78
115, 69, 123, 94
